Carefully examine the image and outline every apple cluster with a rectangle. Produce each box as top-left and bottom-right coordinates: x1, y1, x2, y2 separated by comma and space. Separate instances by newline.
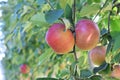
45, 19, 120, 79
45, 19, 100, 54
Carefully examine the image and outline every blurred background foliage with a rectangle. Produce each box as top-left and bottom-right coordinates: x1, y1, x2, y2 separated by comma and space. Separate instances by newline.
1, 0, 120, 80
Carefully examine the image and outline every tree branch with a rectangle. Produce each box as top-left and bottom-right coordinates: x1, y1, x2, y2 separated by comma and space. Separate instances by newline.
93, 0, 109, 21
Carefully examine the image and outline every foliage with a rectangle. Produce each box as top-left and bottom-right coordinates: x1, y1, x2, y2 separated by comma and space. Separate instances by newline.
1, 0, 120, 80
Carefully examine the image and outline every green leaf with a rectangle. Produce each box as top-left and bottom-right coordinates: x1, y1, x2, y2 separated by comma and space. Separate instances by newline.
37, 49, 53, 66
111, 19, 120, 32
90, 75, 102, 80
111, 52, 120, 63
36, 78, 59, 80
79, 3, 100, 17
64, 4, 73, 23
36, 0, 45, 5
110, 19, 120, 51
112, 35, 120, 51
80, 69, 92, 79
31, 13, 49, 26
59, 0, 73, 8
93, 62, 108, 74
45, 9, 64, 23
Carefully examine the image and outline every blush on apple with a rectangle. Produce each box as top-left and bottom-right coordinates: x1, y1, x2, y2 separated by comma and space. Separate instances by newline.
20, 64, 30, 74
111, 65, 120, 79
45, 23, 75, 54
89, 46, 106, 66
75, 19, 100, 50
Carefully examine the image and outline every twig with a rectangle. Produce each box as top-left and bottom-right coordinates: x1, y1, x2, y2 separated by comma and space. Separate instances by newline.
46, 0, 54, 10
72, 0, 78, 79
108, 11, 112, 33
72, 0, 77, 62
108, 0, 116, 33
93, 0, 109, 21
73, 0, 76, 27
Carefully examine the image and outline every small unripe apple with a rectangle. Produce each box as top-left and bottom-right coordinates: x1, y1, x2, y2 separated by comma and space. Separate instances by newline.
75, 19, 100, 50
45, 23, 75, 54
111, 65, 120, 79
20, 64, 30, 74
89, 46, 106, 65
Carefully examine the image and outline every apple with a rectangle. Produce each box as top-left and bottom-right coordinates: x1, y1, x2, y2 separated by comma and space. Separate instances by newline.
111, 65, 120, 79
75, 19, 100, 50
20, 64, 30, 74
45, 23, 75, 54
89, 46, 106, 65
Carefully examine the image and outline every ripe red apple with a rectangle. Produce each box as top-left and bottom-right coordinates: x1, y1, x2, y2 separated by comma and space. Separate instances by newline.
45, 23, 75, 54
111, 65, 120, 79
75, 19, 100, 50
89, 46, 106, 65
20, 64, 30, 74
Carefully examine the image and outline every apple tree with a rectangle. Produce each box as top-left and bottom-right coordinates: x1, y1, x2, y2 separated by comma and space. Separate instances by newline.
1, 0, 120, 80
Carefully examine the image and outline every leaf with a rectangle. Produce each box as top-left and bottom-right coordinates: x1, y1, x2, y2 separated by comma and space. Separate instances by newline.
64, 4, 72, 23
112, 35, 120, 51
36, 0, 45, 5
57, 69, 70, 78
93, 62, 108, 74
5, 33, 13, 43
111, 52, 120, 63
79, 3, 100, 17
90, 75, 102, 80
80, 69, 92, 79
37, 49, 53, 66
36, 78, 59, 80
31, 13, 49, 26
45, 9, 64, 23
111, 19, 120, 32
59, 0, 73, 8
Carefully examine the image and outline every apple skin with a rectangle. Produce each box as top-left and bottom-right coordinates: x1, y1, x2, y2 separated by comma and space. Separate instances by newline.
75, 19, 100, 50
89, 46, 106, 66
111, 65, 120, 79
20, 64, 30, 74
45, 23, 75, 54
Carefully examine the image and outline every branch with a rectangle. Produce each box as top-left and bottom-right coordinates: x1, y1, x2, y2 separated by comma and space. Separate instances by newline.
93, 0, 109, 21
73, 0, 76, 27
72, 0, 77, 62
46, 0, 54, 10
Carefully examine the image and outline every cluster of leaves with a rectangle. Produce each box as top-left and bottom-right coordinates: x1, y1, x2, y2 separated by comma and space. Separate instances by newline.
1, 0, 120, 80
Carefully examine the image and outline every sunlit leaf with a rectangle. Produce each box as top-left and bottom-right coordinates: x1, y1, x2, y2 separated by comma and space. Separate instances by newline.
79, 3, 100, 17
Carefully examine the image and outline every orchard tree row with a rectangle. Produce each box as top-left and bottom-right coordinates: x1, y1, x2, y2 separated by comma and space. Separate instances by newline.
1, 0, 120, 80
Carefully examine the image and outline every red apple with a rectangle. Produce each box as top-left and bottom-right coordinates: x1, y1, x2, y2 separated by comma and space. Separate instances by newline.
75, 19, 100, 50
20, 64, 30, 74
45, 23, 75, 54
111, 65, 120, 79
89, 46, 106, 65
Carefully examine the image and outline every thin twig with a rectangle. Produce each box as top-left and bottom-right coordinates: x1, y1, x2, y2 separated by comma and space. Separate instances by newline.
108, 0, 115, 33
46, 0, 54, 10
108, 11, 112, 33
93, 0, 109, 21
73, 0, 76, 26
72, 0, 78, 79
73, 0, 77, 62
